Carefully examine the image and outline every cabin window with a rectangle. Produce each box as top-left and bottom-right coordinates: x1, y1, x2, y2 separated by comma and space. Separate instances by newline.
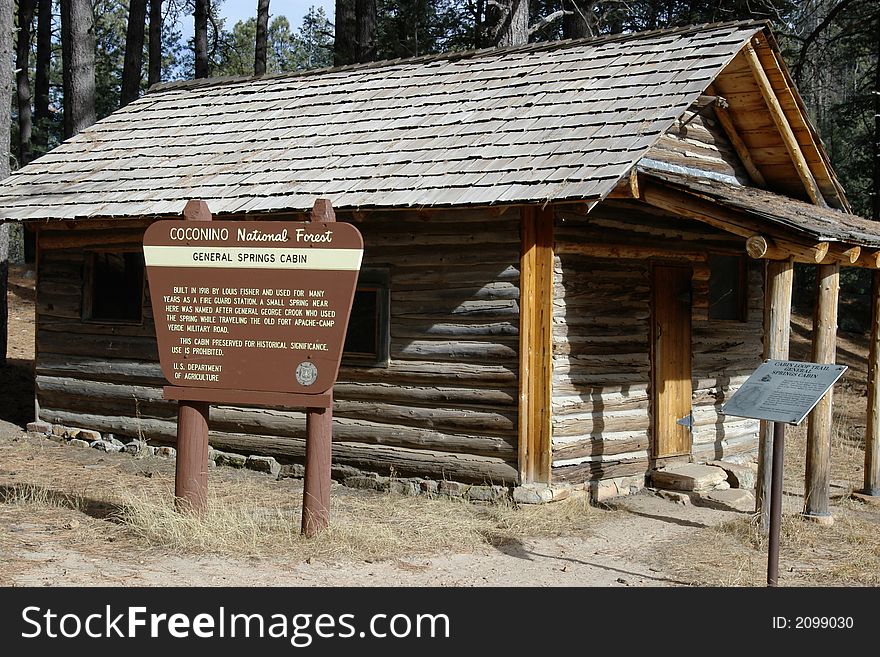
708, 254, 747, 321
83, 251, 145, 323
343, 268, 390, 366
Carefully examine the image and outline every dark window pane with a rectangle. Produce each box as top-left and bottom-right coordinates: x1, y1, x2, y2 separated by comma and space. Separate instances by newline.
88, 252, 144, 322
342, 268, 390, 367
344, 289, 379, 355
709, 254, 745, 321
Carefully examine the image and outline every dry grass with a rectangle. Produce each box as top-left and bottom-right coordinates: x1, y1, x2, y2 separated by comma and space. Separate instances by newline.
115, 483, 598, 562
650, 389, 880, 587
0, 433, 605, 568
654, 499, 880, 587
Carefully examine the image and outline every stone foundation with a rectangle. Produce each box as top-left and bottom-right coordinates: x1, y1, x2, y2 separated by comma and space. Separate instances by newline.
26, 422, 645, 506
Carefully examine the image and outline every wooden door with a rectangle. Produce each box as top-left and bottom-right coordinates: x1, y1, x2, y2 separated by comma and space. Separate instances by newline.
652, 265, 693, 458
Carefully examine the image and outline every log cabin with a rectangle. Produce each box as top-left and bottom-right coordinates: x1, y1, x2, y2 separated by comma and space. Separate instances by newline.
2, 20, 879, 511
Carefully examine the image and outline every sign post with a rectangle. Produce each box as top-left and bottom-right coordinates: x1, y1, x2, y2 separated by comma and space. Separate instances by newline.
722, 359, 846, 586
143, 199, 363, 533
303, 200, 335, 538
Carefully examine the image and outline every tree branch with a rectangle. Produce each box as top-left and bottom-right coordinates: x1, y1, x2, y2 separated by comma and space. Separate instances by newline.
793, 0, 862, 86
529, 10, 570, 37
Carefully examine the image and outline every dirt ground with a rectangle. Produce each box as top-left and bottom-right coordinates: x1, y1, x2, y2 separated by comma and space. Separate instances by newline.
1, 263, 878, 587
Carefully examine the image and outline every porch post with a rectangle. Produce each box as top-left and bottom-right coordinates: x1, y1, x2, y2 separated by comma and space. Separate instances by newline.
804, 262, 839, 524
756, 257, 793, 533
518, 206, 554, 484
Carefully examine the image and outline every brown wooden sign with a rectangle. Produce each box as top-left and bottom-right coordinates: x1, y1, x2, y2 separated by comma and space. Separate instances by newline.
143, 219, 363, 395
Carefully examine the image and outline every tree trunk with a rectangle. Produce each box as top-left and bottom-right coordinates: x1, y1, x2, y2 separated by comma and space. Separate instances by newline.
148, 0, 162, 86
487, 0, 528, 47
355, 0, 376, 63
873, 12, 879, 222
61, 0, 96, 139
0, 0, 13, 365
254, 0, 270, 75
16, 0, 36, 166
33, 0, 51, 154
194, 0, 209, 78
121, 0, 147, 107
562, 0, 593, 39
334, 0, 357, 66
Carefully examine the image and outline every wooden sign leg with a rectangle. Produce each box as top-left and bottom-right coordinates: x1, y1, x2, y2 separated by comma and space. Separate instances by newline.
174, 400, 210, 513
302, 404, 332, 537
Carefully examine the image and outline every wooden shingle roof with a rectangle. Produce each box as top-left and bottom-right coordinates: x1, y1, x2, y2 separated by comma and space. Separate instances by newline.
642, 169, 880, 248
0, 21, 767, 221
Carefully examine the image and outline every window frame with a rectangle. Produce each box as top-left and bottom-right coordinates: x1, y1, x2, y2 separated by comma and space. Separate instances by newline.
342, 267, 391, 368
81, 248, 146, 325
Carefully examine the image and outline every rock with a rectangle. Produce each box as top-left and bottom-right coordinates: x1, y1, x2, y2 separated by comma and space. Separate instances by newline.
214, 451, 245, 467
280, 463, 306, 479
513, 484, 553, 504
419, 480, 439, 495
467, 485, 507, 502
709, 460, 758, 490
124, 441, 150, 456
713, 481, 731, 491
71, 428, 102, 442
651, 464, 728, 492
91, 440, 123, 453
207, 447, 220, 462
592, 481, 619, 503
390, 480, 420, 496
68, 439, 91, 449
246, 455, 281, 477
27, 421, 51, 434
438, 480, 470, 497
105, 435, 126, 448
331, 464, 362, 480
345, 475, 380, 490
156, 446, 177, 459
696, 488, 755, 513
655, 489, 692, 505
51, 424, 69, 438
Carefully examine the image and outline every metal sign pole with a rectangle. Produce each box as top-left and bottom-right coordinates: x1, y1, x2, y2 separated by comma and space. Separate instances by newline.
767, 421, 785, 586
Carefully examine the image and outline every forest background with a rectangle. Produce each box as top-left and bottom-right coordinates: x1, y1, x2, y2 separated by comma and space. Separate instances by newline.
0, 0, 877, 363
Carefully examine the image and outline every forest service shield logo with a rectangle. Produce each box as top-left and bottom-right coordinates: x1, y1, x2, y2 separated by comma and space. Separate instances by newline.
295, 361, 318, 386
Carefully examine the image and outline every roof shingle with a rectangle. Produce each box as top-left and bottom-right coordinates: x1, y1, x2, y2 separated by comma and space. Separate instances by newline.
0, 21, 766, 221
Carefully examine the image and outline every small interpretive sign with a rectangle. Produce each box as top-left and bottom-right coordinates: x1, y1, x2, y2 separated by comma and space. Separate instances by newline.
721, 359, 847, 426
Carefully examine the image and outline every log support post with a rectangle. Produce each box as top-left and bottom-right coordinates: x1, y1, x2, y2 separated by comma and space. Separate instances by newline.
804, 262, 839, 524
302, 198, 336, 537
861, 270, 880, 498
756, 258, 793, 533
518, 206, 554, 484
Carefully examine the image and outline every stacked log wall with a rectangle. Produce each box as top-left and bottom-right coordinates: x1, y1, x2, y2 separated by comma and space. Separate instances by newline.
35, 209, 521, 484
551, 202, 762, 485
644, 108, 751, 182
